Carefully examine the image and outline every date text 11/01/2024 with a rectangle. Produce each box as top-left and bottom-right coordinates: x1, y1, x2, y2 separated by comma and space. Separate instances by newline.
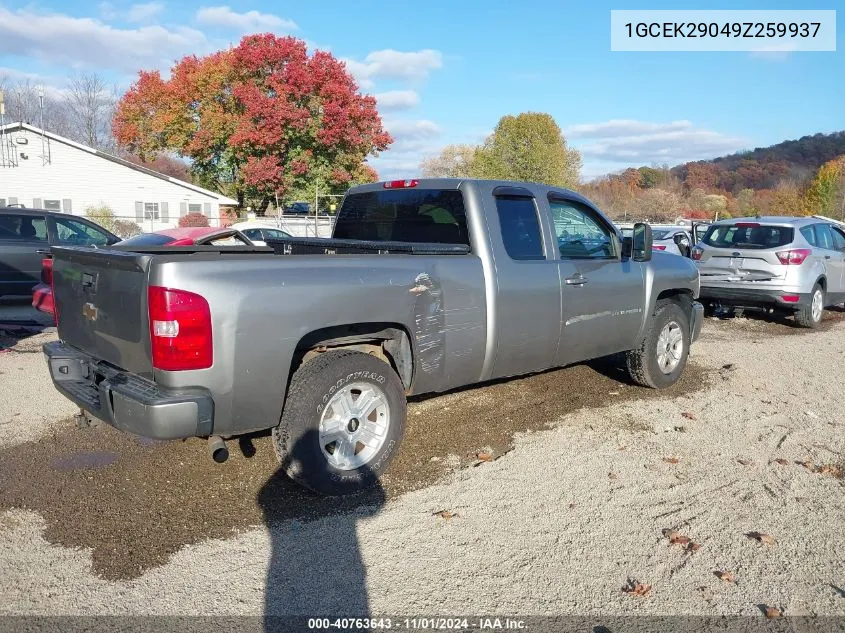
306, 617, 527, 630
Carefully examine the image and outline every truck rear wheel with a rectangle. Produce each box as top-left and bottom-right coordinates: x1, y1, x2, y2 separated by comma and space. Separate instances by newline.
273, 350, 406, 495
625, 300, 690, 389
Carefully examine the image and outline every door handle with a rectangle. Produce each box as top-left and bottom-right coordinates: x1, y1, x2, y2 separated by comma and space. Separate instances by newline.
565, 275, 589, 286
824, 255, 831, 260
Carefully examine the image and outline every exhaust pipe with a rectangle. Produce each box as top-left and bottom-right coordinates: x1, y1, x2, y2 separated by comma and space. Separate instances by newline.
208, 435, 229, 463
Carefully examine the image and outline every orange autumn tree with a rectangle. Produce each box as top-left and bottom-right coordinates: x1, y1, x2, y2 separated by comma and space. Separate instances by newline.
113, 34, 391, 210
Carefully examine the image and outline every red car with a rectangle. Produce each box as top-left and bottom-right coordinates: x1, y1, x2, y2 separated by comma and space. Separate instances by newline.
33, 227, 253, 318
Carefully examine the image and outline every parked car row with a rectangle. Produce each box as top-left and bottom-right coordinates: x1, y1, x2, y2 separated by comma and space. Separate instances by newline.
693, 216, 845, 328
6, 189, 845, 498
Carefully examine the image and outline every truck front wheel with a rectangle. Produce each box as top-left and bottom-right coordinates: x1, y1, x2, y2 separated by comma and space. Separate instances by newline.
625, 300, 690, 389
273, 350, 406, 495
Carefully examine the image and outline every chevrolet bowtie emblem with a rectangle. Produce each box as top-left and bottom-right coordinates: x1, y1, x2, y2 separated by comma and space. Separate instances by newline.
82, 302, 99, 322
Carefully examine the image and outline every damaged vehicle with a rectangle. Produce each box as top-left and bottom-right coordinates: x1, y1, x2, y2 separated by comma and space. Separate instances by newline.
43, 179, 704, 495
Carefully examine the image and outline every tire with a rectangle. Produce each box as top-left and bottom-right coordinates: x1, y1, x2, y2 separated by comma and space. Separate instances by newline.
625, 300, 690, 389
273, 350, 406, 495
795, 283, 824, 329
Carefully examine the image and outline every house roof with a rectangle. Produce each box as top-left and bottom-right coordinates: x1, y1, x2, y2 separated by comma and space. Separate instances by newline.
0, 122, 239, 206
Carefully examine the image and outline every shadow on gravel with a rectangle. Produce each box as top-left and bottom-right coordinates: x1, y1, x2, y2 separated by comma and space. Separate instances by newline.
0, 357, 707, 580
261, 431, 383, 623
704, 303, 845, 336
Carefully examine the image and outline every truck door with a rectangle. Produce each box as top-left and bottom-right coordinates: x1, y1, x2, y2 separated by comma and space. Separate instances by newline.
545, 195, 645, 365
487, 188, 562, 379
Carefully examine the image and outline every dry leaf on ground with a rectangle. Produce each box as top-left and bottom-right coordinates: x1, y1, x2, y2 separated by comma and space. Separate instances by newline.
663, 456, 680, 464
662, 528, 692, 546
715, 570, 736, 583
764, 606, 782, 619
476, 452, 492, 462
816, 464, 842, 478
685, 542, 702, 553
773, 458, 789, 466
681, 411, 697, 420
746, 531, 776, 545
608, 472, 618, 481
433, 510, 456, 520
622, 579, 652, 597
737, 458, 753, 466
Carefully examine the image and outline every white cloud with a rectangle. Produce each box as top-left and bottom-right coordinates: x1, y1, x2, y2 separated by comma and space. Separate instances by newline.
0, 6, 208, 73
127, 2, 165, 23
567, 120, 747, 173
344, 49, 442, 88
98, 2, 117, 21
566, 119, 694, 139
195, 6, 297, 33
369, 119, 443, 179
374, 90, 419, 111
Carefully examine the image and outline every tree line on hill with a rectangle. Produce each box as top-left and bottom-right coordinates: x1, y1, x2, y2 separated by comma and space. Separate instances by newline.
422, 125, 845, 223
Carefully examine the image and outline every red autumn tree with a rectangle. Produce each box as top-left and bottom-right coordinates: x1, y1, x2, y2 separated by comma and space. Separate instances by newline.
113, 35, 391, 209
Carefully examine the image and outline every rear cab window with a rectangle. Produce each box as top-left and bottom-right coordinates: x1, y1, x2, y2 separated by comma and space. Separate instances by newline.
334, 189, 469, 246
701, 223, 794, 249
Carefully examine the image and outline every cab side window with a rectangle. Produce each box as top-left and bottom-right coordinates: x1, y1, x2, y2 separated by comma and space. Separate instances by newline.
550, 199, 616, 259
815, 224, 835, 250
494, 196, 544, 261
831, 227, 845, 251
54, 217, 111, 246
0, 214, 48, 241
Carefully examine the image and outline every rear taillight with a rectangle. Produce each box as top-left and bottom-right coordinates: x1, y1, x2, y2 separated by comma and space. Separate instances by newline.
383, 179, 418, 189
652, 245, 666, 251
781, 294, 801, 303
775, 248, 811, 265
41, 257, 53, 285
148, 286, 213, 371
691, 246, 703, 261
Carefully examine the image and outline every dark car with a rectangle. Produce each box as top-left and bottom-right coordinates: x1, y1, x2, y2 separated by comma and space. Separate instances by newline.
284, 201, 312, 215
0, 207, 120, 298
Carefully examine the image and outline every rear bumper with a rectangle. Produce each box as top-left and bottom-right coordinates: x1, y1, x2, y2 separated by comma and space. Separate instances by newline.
690, 301, 704, 343
699, 285, 810, 309
43, 340, 214, 439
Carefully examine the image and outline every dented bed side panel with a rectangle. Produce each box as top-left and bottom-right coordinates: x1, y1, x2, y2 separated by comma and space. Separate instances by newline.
148, 253, 487, 436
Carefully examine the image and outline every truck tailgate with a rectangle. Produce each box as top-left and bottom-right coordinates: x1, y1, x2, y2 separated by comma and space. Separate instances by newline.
52, 246, 154, 376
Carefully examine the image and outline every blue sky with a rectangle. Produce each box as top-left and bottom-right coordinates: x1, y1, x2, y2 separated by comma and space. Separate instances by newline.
1, 0, 842, 180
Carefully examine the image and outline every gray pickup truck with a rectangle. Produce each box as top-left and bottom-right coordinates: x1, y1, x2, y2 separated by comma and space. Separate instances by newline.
44, 179, 703, 495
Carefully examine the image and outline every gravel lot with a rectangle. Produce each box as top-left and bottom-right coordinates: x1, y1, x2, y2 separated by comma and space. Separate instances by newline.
0, 309, 843, 617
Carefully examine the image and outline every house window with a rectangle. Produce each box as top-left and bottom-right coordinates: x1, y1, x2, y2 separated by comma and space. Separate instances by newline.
144, 202, 160, 220
188, 203, 202, 213
43, 199, 62, 211
0, 198, 6, 207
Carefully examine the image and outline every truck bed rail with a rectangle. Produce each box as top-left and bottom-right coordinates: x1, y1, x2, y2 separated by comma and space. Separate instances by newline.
266, 236, 471, 256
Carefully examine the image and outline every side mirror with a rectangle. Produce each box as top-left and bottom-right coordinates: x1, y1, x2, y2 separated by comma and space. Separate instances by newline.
632, 223, 652, 262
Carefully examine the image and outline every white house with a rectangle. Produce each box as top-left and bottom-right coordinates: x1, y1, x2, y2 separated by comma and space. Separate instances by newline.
0, 122, 237, 231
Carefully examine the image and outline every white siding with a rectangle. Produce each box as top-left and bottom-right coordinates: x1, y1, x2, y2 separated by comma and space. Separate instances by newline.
0, 127, 232, 231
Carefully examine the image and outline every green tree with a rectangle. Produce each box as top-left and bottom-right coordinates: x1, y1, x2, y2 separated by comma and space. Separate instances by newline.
637, 166, 661, 189
471, 112, 581, 187
805, 156, 845, 219
737, 188, 756, 215
420, 144, 476, 178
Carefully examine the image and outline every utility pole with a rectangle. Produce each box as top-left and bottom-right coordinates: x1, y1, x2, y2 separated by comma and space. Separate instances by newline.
37, 85, 50, 165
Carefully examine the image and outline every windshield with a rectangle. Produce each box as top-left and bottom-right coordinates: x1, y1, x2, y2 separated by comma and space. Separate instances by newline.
334, 189, 469, 245
115, 233, 175, 247
701, 223, 794, 249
